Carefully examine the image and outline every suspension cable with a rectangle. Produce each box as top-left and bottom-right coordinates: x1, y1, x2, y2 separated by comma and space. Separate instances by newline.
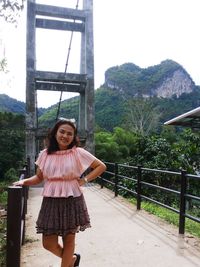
55, 0, 80, 121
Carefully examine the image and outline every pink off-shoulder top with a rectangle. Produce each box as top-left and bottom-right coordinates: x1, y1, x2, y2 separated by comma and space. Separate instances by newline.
35, 146, 97, 198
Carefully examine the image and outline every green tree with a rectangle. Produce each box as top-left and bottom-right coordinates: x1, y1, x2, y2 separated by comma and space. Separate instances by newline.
0, 112, 25, 180
95, 128, 141, 162
95, 131, 121, 162
0, 0, 25, 23
4, 167, 18, 181
173, 128, 200, 173
0, 0, 25, 75
112, 127, 140, 158
124, 98, 161, 135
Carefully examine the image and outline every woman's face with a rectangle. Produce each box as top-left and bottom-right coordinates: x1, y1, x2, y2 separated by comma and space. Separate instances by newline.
56, 123, 75, 150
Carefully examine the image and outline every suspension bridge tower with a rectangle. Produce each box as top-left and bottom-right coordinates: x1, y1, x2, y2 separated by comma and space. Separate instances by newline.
26, 0, 95, 175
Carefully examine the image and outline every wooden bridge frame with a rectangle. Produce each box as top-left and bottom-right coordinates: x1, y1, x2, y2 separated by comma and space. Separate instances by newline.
26, 0, 94, 174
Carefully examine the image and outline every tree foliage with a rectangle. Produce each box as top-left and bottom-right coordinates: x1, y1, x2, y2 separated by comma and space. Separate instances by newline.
0, 112, 25, 180
0, 58, 7, 72
95, 88, 125, 131
0, 0, 25, 23
173, 129, 200, 173
95, 127, 142, 163
124, 98, 161, 135
95, 126, 200, 174
0, 0, 25, 79
95, 127, 200, 206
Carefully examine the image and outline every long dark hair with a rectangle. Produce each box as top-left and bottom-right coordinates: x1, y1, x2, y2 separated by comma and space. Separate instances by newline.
47, 119, 79, 154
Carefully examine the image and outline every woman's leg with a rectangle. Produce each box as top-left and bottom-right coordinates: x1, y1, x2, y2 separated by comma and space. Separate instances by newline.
61, 233, 77, 267
42, 234, 63, 258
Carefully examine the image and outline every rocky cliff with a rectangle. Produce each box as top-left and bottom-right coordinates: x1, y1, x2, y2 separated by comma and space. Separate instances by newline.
153, 69, 194, 98
104, 60, 196, 99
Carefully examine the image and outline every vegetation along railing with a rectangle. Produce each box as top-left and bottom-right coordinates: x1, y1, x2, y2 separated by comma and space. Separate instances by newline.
6, 168, 29, 267
99, 162, 200, 235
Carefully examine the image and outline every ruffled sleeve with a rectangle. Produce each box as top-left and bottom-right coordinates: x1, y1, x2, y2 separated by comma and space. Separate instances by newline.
76, 147, 97, 174
35, 149, 48, 171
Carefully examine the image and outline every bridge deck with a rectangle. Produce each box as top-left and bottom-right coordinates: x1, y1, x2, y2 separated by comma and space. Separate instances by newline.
21, 184, 200, 267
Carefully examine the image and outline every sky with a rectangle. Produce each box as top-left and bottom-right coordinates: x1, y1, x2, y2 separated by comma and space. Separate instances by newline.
0, 0, 200, 108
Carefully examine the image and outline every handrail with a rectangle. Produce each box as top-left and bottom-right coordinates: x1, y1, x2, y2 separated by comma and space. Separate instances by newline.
6, 167, 29, 267
99, 162, 200, 235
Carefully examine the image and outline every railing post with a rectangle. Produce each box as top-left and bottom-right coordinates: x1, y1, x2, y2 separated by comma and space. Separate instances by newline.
22, 185, 29, 245
19, 168, 28, 245
114, 163, 118, 197
179, 170, 187, 235
137, 165, 142, 210
100, 172, 104, 189
6, 186, 23, 267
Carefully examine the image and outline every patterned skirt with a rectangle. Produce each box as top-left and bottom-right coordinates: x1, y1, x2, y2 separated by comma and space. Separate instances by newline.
36, 194, 91, 236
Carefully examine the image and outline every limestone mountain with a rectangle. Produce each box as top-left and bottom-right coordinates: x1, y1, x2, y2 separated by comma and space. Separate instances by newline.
104, 59, 195, 98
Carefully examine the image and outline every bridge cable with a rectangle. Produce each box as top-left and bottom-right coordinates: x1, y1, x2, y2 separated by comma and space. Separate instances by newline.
55, 0, 80, 122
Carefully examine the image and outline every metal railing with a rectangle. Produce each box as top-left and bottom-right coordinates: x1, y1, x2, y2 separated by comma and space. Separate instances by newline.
99, 162, 200, 235
6, 168, 29, 267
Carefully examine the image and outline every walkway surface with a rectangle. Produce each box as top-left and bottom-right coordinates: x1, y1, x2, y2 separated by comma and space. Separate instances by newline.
21, 184, 200, 267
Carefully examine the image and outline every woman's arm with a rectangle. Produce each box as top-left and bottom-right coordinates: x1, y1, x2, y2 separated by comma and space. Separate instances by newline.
13, 168, 44, 186
79, 159, 106, 186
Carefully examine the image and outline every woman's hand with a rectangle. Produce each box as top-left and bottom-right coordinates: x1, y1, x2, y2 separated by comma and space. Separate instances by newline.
77, 159, 106, 186
77, 177, 87, 186
78, 178, 85, 186
12, 170, 43, 187
13, 180, 25, 186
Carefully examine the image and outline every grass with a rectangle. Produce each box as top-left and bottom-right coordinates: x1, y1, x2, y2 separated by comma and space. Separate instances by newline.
0, 234, 6, 266
0, 215, 6, 267
0, 180, 13, 267
128, 197, 200, 238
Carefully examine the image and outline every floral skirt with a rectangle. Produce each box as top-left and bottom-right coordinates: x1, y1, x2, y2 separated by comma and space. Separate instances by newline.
36, 194, 91, 236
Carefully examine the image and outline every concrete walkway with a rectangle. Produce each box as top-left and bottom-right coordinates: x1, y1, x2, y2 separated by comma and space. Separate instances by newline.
21, 184, 200, 267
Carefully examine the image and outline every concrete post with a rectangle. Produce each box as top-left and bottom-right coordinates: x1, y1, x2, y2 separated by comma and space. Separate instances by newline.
82, 0, 95, 153
26, 0, 36, 175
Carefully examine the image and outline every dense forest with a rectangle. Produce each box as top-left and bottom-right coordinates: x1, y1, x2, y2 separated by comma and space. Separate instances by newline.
1, 87, 200, 133
0, 112, 25, 180
35, 86, 200, 133
0, 110, 200, 177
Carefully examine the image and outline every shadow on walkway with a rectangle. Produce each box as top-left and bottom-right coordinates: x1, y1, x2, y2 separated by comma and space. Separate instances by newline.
21, 184, 200, 267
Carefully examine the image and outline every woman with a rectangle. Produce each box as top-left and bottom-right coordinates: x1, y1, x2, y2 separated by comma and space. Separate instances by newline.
13, 119, 106, 267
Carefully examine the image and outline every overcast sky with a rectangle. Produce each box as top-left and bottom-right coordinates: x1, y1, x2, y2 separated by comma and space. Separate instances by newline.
0, 0, 200, 108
